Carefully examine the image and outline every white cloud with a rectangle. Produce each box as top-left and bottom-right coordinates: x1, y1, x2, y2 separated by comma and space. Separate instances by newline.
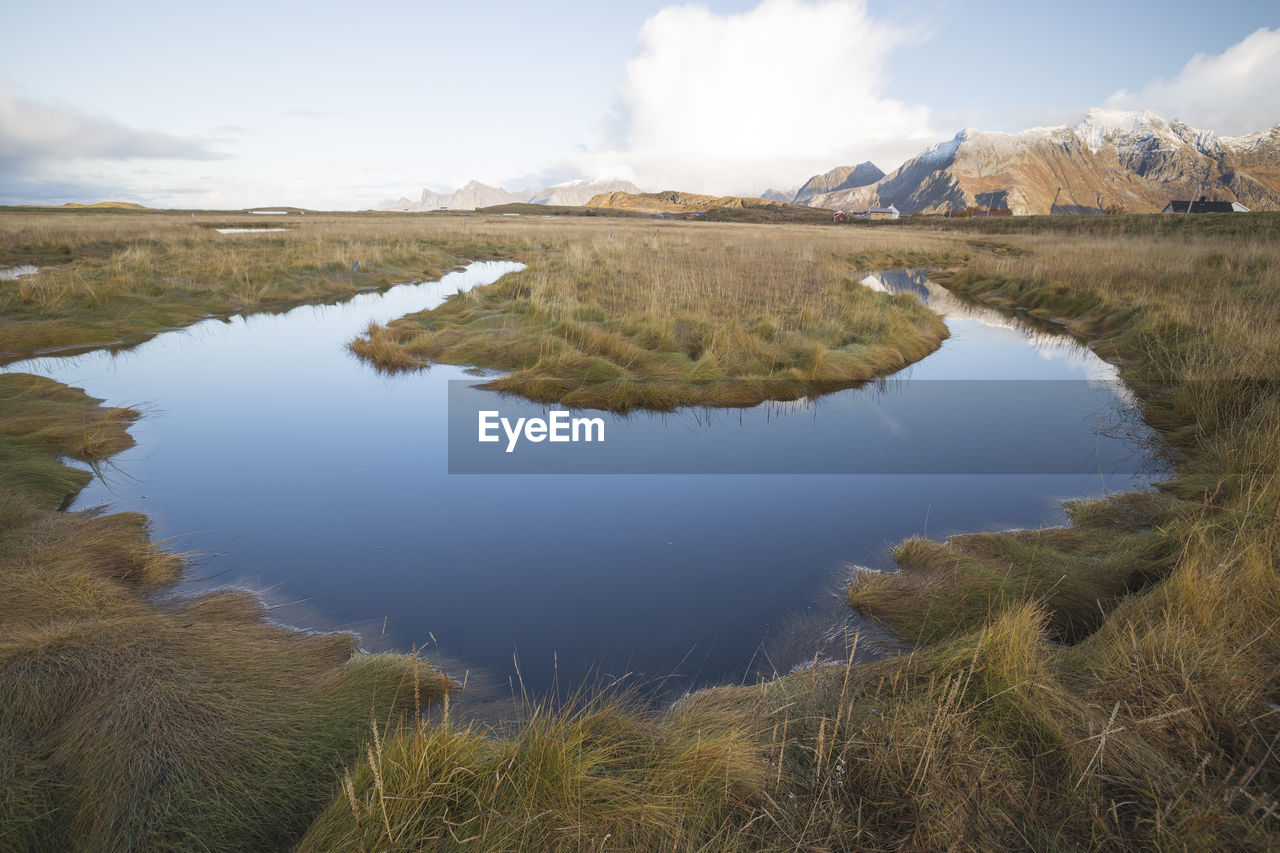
1105, 28, 1280, 135
0, 80, 225, 170
575, 0, 939, 194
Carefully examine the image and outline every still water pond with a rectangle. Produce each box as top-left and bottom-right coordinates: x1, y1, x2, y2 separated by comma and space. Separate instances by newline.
6, 263, 1155, 693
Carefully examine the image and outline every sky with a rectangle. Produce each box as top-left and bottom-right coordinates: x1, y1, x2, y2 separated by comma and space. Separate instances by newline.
2, 0, 1277, 209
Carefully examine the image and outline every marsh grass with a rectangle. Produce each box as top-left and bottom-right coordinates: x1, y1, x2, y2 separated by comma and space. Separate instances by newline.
848, 492, 1180, 646
351, 221, 958, 410
5, 210, 1280, 849
2, 210, 962, 408
824, 220, 1280, 846
0, 373, 137, 522
0, 210, 511, 361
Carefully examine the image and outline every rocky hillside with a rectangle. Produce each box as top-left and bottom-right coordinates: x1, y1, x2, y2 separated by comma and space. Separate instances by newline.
803, 110, 1280, 215
585, 190, 811, 216
792, 162, 884, 205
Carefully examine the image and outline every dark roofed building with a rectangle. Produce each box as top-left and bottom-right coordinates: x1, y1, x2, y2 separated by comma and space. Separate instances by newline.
1162, 197, 1251, 214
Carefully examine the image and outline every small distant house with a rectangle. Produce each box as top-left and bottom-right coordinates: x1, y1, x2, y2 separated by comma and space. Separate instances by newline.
832, 209, 847, 222
1162, 197, 1250, 214
866, 205, 899, 220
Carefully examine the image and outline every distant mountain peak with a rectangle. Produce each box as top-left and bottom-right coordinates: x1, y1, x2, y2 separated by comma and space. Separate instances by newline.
795, 109, 1280, 216
377, 177, 642, 211
793, 161, 884, 205
760, 187, 799, 204
529, 178, 641, 207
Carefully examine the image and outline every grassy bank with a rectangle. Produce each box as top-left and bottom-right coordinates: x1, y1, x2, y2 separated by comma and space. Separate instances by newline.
0, 209, 507, 361
0, 371, 452, 850
351, 221, 958, 410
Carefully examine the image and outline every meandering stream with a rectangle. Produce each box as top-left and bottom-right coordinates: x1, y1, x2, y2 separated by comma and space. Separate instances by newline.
5, 262, 1157, 693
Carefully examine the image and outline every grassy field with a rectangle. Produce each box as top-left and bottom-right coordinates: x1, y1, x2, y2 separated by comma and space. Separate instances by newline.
2, 208, 1279, 850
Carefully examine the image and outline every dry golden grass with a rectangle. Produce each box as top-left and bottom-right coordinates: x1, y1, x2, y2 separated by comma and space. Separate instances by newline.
299, 689, 770, 852
2, 211, 959, 411
5, 210, 1280, 850
351, 218, 959, 409
0, 209, 506, 360
848, 492, 1179, 646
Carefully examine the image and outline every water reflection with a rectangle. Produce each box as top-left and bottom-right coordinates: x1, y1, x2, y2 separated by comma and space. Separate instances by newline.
0, 265, 41, 280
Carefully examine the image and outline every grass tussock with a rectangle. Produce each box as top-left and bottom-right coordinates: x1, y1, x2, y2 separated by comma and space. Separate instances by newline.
352, 222, 958, 410
695, 585, 1275, 850
299, 690, 770, 852
848, 492, 1180, 646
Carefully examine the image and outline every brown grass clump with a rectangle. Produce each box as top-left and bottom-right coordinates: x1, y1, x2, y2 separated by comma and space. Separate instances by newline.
848, 492, 1180, 646
299, 690, 770, 852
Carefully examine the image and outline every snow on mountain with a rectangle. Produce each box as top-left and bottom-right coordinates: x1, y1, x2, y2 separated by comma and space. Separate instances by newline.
799, 109, 1280, 215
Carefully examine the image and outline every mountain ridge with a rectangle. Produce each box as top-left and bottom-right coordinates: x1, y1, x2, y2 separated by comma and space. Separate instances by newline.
802, 109, 1280, 215
378, 178, 641, 211
378, 110, 1279, 216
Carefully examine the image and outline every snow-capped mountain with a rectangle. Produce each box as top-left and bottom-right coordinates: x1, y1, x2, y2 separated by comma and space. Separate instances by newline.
801, 109, 1280, 214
